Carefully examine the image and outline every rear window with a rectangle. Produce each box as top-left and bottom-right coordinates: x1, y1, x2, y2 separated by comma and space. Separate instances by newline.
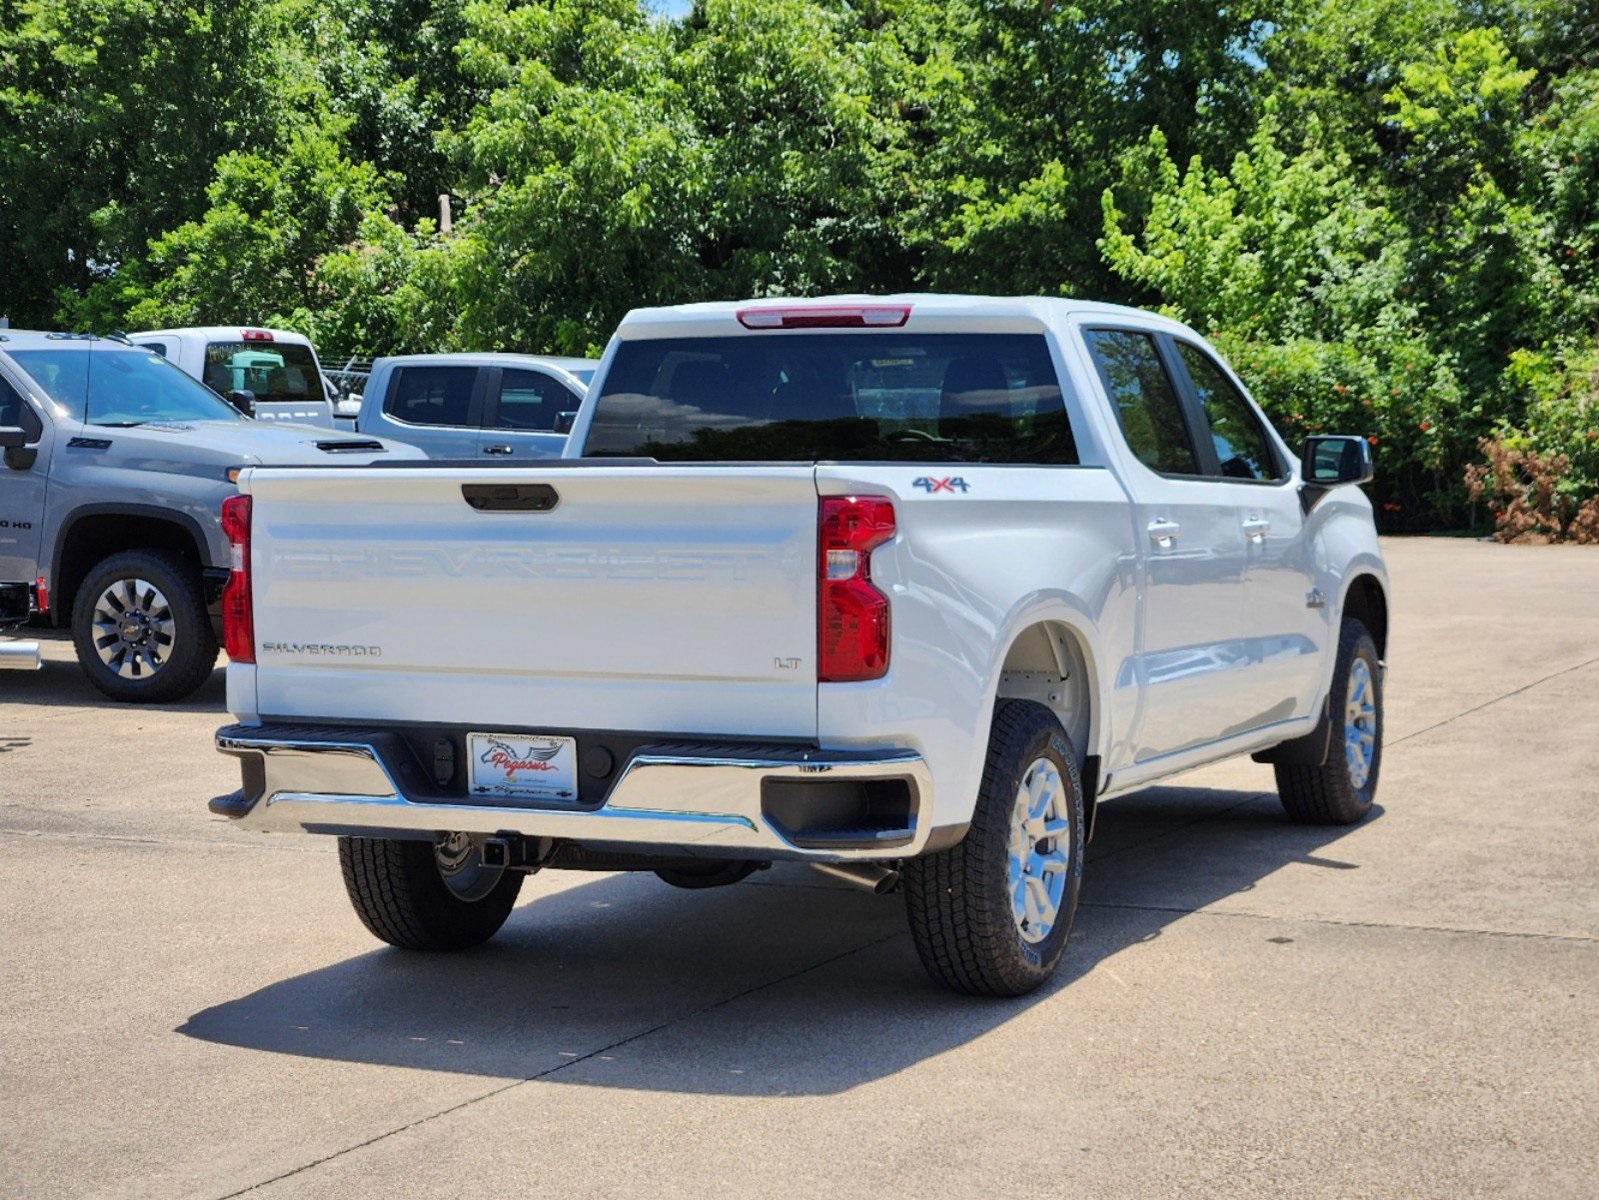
583, 334, 1076, 463
203, 341, 321, 403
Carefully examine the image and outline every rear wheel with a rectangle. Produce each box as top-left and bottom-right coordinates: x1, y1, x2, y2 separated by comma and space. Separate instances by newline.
1275, 618, 1383, 825
903, 700, 1085, 996
70, 550, 217, 703
339, 834, 524, 951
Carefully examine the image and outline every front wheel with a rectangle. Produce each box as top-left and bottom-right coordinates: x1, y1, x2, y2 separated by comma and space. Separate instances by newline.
903, 700, 1086, 996
70, 549, 218, 703
1274, 618, 1383, 825
339, 835, 524, 951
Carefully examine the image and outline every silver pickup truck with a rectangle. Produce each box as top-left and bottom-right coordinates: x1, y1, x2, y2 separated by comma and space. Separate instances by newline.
0, 331, 416, 702
210, 295, 1388, 995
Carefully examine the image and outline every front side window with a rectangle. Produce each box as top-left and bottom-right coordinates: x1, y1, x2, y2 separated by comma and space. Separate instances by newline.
386, 366, 477, 427
493, 370, 577, 432
8, 348, 242, 425
204, 341, 321, 403
1175, 342, 1283, 482
0, 374, 25, 427
1083, 329, 1199, 475
584, 333, 1076, 464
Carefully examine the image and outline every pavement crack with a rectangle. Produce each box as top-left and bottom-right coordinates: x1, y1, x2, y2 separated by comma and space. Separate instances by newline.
209, 929, 902, 1199
1389, 652, 1599, 747
1079, 900, 1597, 944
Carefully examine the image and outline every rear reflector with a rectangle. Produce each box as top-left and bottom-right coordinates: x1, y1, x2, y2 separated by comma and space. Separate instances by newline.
33, 576, 48, 614
818, 496, 895, 682
738, 305, 911, 330
220, 494, 254, 664
241, 328, 274, 342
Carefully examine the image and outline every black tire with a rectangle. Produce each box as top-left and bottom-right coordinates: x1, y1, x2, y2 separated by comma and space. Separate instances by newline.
1275, 619, 1383, 825
338, 836, 523, 951
903, 700, 1086, 997
71, 549, 218, 704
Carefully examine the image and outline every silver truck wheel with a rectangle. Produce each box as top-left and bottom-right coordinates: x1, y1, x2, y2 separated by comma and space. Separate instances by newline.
903, 700, 1085, 996
1007, 756, 1073, 944
70, 550, 218, 704
91, 577, 175, 680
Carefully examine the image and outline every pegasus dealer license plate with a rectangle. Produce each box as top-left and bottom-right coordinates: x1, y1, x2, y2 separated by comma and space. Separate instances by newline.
468, 732, 578, 801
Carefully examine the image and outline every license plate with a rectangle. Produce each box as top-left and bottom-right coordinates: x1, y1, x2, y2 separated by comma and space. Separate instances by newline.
467, 732, 578, 801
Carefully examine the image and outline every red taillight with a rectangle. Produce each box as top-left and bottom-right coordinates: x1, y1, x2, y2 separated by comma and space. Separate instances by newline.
33, 576, 48, 614
240, 328, 274, 342
818, 496, 895, 682
738, 305, 911, 330
220, 494, 254, 664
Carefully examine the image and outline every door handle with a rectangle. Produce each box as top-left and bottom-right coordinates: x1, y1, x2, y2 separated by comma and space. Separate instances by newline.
482, 444, 513, 456
1242, 516, 1271, 542
1147, 518, 1181, 550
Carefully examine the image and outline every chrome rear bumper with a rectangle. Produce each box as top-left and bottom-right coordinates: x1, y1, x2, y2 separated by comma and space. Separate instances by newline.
212, 724, 933, 861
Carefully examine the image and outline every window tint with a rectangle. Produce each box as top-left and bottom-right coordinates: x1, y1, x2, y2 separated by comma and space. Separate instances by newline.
493, 370, 577, 432
584, 334, 1076, 464
1083, 330, 1198, 475
386, 366, 476, 427
0, 374, 24, 427
205, 341, 320, 403
1176, 342, 1282, 481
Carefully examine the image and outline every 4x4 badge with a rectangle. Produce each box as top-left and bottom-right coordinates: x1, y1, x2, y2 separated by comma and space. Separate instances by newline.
913, 476, 970, 494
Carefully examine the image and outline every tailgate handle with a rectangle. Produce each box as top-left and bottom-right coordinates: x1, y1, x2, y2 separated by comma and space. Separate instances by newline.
461, 483, 560, 513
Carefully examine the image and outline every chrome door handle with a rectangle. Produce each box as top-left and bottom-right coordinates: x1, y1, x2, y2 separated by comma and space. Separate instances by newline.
1147, 518, 1181, 550
482, 444, 513, 456
1242, 516, 1271, 542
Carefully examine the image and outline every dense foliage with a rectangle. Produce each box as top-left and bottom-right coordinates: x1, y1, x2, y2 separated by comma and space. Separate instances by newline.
3, 0, 1595, 528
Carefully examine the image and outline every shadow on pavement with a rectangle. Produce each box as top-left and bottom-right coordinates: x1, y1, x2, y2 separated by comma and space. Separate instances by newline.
0, 629, 226, 713
179, 784, 1375, 1096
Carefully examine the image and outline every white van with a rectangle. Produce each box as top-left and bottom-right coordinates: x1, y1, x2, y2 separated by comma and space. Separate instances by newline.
129, 327, 336, 427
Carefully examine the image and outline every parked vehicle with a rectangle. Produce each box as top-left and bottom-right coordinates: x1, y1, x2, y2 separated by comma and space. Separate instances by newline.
130, 327, 338, 428
0, 331, 420, 703
356, 353, 597, 458
210, 295, 1388, 995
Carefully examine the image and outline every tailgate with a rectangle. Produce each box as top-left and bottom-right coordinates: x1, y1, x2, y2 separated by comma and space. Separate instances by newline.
244, 465, 820, 737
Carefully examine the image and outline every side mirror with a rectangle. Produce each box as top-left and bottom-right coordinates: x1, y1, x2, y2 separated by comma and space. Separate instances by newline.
553, 411, 578, 435
0, 425, 37, 471
1300, 435, 1373, 511
225, 389, 256, 417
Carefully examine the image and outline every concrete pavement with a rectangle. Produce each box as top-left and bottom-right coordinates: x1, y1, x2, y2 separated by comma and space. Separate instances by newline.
1, 537, 1595, 1199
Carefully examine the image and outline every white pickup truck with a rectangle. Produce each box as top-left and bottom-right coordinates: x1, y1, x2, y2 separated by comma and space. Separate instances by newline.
210, 296, 1388, 996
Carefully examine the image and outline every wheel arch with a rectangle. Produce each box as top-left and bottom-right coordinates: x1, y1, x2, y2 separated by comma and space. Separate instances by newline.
50, 505, 213, 629
993, 617, 1102, 837
1340, 571, 1389, 658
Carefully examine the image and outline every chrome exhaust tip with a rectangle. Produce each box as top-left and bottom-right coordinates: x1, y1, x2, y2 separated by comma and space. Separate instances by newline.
0, 641, 41, 672
809, 861, 900, 895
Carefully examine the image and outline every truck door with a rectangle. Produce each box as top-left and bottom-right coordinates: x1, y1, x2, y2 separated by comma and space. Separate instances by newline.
1081, 328, 1263, 762
0, 366, 50, 586
476, 367, 576, 460
1165, 338, 1327, 721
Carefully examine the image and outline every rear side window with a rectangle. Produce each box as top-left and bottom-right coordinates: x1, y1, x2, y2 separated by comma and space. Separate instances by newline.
584, 334, 1076, 463
386, 366, 476, 427
1083, 330, 1199, 475
1175, 342, 1283, 482
493, 369, 577, 432
142, 341, 170, 359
